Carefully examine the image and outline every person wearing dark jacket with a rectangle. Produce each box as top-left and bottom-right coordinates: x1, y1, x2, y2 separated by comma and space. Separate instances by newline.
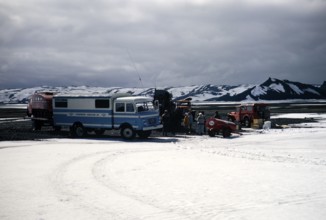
161, 110, 170, 136
214, 111, 221, 119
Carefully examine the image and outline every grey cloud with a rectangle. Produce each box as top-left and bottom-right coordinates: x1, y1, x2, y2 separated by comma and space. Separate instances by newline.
1, 0, 325, 89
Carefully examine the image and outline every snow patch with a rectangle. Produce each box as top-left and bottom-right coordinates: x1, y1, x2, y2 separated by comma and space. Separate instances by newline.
304, 88, 320, 95
270, 83, 285, 93
245, 95, 256, 101
288, 83, 304, 95
1, 114, 326, 219
251, 86, 267, 96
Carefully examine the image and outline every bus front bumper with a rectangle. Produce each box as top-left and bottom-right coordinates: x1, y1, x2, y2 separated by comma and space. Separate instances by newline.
142, 124, 163, 131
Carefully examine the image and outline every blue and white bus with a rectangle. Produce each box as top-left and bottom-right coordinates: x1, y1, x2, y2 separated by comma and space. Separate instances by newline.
52, 93, 162, 139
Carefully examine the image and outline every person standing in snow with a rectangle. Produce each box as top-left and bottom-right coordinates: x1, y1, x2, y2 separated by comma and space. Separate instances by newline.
202, 111, 207, 133
214, 111, 221, 119
161, 110, 170, 136
196, 112, 205, 135
183, 112, 190, 134
188, 111, 194, 134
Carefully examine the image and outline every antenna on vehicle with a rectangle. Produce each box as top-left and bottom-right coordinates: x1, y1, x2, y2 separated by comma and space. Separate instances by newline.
127, 49, 144, 88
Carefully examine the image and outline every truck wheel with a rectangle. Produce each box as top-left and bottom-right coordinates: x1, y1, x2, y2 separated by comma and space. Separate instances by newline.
244, 117, 251, 127
72, 123, 85, 137
120, 126, 135, 140
222, 128, 231, 138
208, 129, 216, 137
137, 131, 151, 139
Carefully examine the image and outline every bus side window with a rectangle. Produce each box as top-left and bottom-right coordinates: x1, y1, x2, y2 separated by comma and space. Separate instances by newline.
116, 103, 125, 112
95, 99, 110, 108
126, 103, 135, 112
55, 99, 67, 108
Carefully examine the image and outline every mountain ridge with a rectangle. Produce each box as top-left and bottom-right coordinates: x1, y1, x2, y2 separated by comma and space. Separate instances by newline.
0, 78, 325, 104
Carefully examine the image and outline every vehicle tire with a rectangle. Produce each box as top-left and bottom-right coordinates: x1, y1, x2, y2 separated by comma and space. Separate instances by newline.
120, 126, 135, 140
222, 127, 231, 138
244, 117, 251, 128
137, 130, 151, 139
208, 129, 216, 137
72, 123, 86, 138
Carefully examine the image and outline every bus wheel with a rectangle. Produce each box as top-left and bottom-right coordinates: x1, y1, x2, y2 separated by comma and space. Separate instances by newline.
72, 123, 85, 137
120, 126, 135, 140
137, 130, 151, 139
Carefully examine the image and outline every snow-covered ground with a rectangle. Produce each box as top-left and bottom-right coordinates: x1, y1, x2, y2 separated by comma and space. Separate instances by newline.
1, 113, 326, 220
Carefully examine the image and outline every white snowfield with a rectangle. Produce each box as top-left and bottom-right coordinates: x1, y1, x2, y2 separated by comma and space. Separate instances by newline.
1, 113, 326, 220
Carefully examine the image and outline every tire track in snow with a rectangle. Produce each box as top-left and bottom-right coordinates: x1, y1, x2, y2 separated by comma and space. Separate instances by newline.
91, 150, 195, 220
202, 147, 326, 166
90, 148, 279, 220
173, 137, 326, 211
178, 136, 326, 166
49, 136, 326, 219
50, 147, 187, 220
91, 150, 208, 220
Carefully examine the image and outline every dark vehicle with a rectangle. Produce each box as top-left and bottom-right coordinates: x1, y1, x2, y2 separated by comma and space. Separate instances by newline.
26, 92, 56, 130
153, 89, 175, 116
206, 117, 238, 138
227, 103, 270, 127
154, 89, 193, 133
153, 89, 192, 115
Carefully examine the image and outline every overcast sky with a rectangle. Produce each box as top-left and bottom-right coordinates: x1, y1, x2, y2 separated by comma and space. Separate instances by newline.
1, 0, 325, 89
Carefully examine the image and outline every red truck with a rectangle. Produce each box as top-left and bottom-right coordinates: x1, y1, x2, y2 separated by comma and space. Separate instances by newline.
227, 103, 270, 127
206, 118, 238, 138
26, 92, 55, 130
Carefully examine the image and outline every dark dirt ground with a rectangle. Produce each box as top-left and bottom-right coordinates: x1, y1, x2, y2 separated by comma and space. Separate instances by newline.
0, 107, 319, 141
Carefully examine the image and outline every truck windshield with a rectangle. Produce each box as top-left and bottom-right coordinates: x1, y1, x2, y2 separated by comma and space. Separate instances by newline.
136, 101, 154, 112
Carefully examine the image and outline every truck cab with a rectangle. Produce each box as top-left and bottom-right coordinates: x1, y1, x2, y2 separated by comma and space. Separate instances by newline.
113, 96, 162, 138
227, 103, 270, 127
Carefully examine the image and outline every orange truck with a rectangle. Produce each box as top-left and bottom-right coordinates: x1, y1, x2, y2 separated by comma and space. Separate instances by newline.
227, 103, 270, 127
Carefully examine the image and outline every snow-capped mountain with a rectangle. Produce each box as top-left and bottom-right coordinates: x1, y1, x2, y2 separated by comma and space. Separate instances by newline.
0, 78, 325, 104
0, 84, 253, 104
209, 78, 325, 101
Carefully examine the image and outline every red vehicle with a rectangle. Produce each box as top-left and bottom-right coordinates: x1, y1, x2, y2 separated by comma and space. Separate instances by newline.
27, 92, 55, 130
227, 103, 270, 127
206, 118, 238, 138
